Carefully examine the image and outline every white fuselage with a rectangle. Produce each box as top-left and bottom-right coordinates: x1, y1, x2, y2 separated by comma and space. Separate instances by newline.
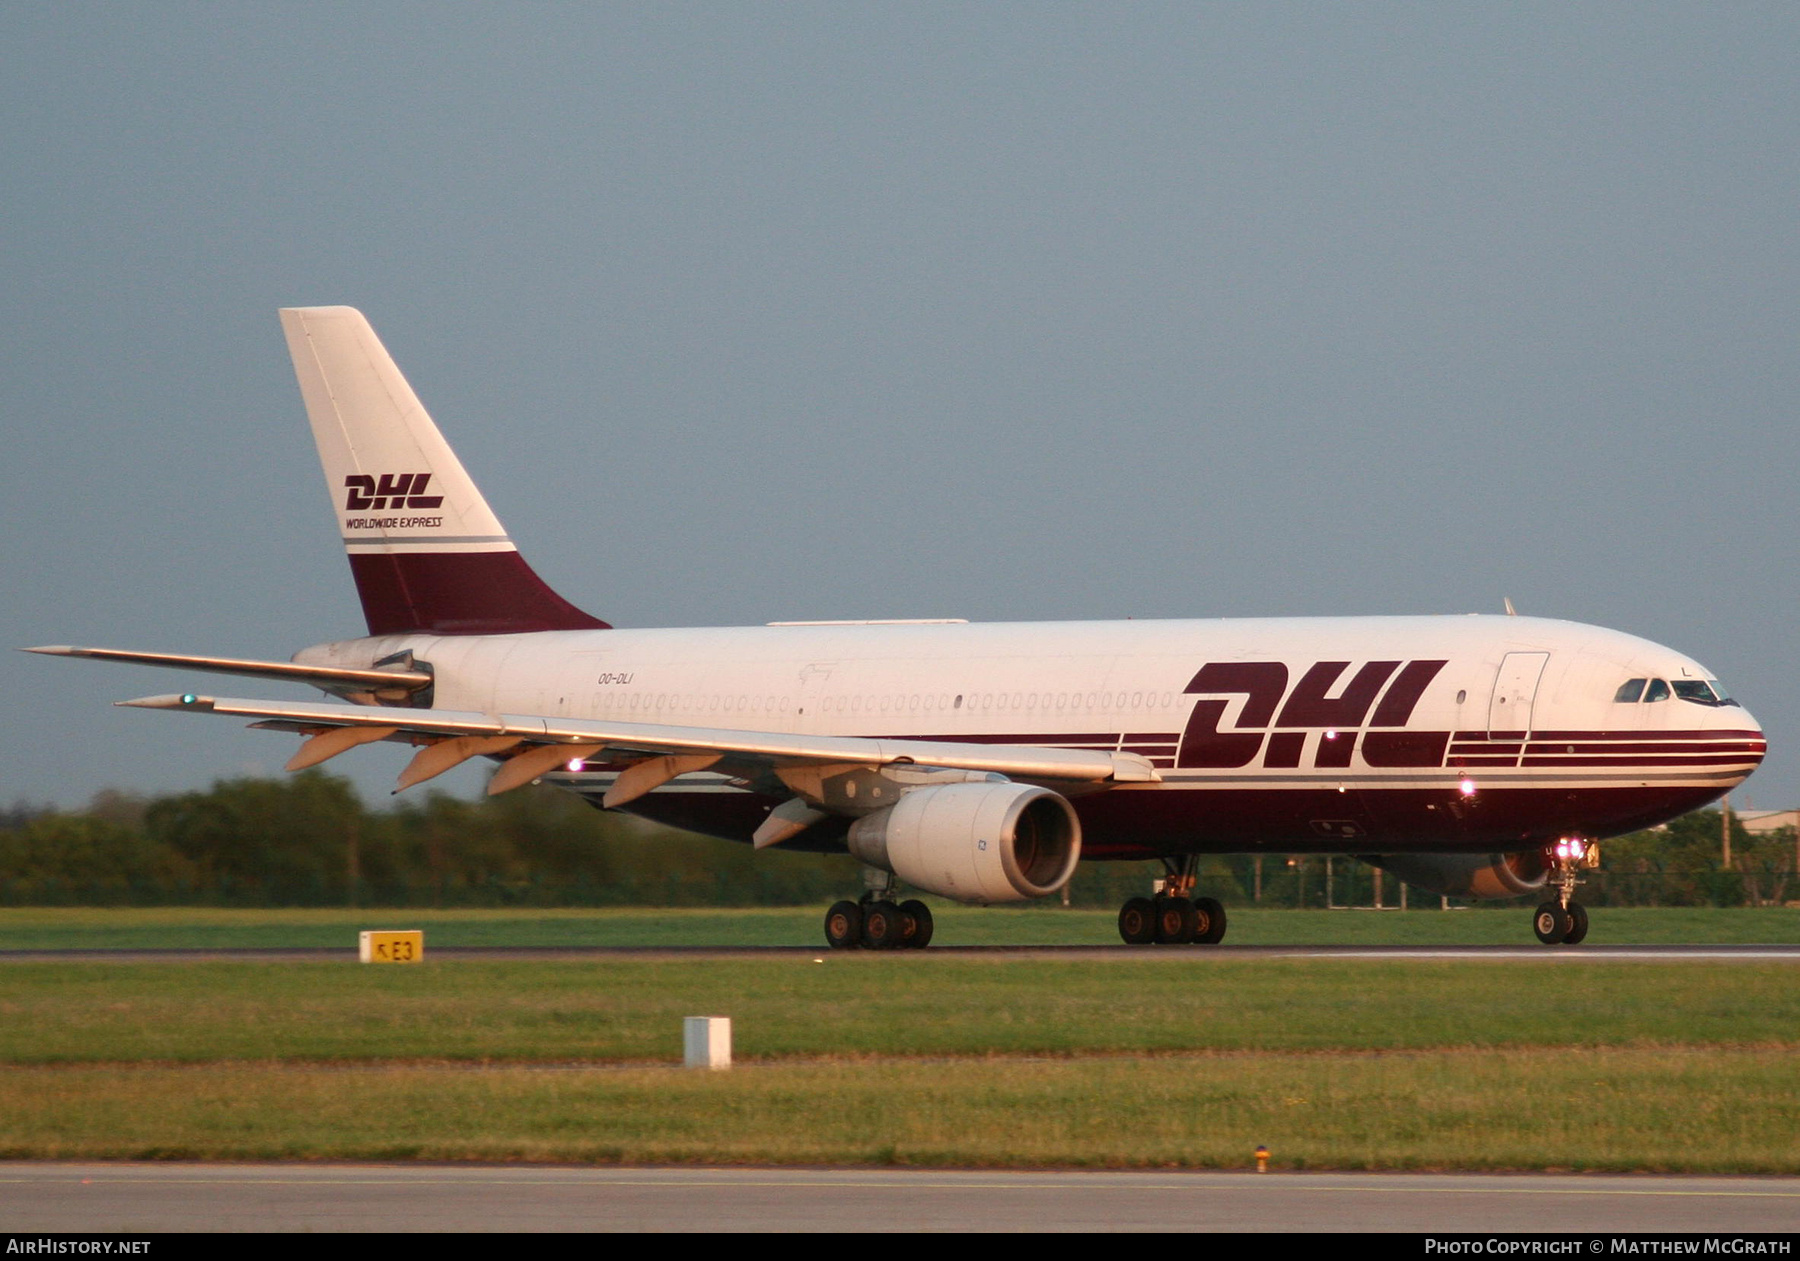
297, 612, 1764, 860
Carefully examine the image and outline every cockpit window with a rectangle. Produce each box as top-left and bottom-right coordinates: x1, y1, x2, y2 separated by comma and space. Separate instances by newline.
1673, 679, 1738, 707
1613, 679, 1646, 703
1642, 678, 1671, 703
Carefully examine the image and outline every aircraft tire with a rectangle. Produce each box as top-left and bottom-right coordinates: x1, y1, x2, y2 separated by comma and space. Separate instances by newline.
863, 900, 907, 950
1532, 901, 1571, 945
825, 900, 864, 950
1193, 896, 1228, 944
1118, 897, 1157, 945
1153, 896, 1199, 944
1561, 902, 1589, 946
899, 899, 934, 949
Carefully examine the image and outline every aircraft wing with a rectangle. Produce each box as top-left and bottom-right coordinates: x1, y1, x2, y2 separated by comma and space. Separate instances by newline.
117, 693, 1160, 804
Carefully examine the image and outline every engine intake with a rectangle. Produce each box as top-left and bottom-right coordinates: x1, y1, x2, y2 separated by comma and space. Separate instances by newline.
846, 781, 1081, 904
1358, 850, 1549, 901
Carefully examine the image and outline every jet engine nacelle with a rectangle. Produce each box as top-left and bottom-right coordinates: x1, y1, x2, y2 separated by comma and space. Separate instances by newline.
846, 781, 1081, 904
1358, 850, 1549, 901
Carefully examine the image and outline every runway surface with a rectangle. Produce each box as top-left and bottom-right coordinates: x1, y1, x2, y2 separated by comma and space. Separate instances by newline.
2, 944, 1797, 962
5, 1163, 1798, 1232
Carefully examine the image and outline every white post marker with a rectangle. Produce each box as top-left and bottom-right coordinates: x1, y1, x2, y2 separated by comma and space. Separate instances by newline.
359, 930, 424, 963
684, 1016, 732, 1069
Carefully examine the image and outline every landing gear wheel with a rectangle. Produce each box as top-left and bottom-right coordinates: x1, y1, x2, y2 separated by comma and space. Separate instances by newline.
1540, 836, 1595, 945
1193, 896, 1228, 945
1561, 901, 1589, 946
898, 899, 934, 950
863, 900, 907, 950
1119, 896, 1156, 945
825, 900, 864, 950
1153, 896, 1199, 944
1533, 901, 1571, 945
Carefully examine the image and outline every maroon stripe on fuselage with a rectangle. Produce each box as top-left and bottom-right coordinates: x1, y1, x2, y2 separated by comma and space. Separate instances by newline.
1531, 728, 1763, 741
1519, 754, 1764, 768
1360, 730, 1451, 767
1525, 741, 1765, 755
902, 732, 1124, 745
347, 550, 609, 636
813, 725, 1761, 774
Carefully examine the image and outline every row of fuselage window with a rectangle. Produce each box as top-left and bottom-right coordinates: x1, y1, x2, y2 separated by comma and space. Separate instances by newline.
591, 689, 1184, 720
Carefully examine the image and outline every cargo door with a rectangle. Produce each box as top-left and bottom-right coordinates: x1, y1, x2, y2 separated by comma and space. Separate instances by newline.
796, 660, 837, 725
1488, 652, 1549, 738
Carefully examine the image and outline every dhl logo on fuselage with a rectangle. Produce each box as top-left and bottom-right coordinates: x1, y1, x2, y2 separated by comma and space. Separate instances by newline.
344, 473, 445, 512
1179, 660, 1449, 769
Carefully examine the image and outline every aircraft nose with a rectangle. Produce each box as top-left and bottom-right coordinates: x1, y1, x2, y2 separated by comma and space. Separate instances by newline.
1721, 702, 1767, 782
1724, 693, 1763, 733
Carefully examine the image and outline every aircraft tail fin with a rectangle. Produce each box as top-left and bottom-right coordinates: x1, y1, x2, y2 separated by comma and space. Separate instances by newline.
279, 306, 608, 637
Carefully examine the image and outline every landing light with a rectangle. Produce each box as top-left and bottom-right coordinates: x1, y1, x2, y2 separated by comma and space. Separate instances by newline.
1458, 778, 1477, 797
566, 758, 584, 773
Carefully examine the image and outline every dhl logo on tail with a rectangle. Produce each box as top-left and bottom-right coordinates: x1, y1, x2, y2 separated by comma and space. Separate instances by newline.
343, 473, 444, 512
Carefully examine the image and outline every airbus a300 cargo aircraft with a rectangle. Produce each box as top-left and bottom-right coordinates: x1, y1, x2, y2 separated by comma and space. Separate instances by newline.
33, 307, 1766, 948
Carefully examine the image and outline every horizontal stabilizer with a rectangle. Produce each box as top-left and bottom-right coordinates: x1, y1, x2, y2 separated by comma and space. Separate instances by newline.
26, 645, 431, 698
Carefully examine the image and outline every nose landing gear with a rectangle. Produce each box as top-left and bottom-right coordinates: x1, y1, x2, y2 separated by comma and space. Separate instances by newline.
1532, 837, 1595, 945
1117, 855, 1228, 946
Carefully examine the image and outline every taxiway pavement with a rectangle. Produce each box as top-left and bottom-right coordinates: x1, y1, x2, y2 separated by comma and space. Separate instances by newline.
4, 1163, 1798, 1232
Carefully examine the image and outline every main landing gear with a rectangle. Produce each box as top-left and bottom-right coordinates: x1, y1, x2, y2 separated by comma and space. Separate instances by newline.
1118, 855, 1227, 946
824, 870, 934, 950
1532, 837, 1594, 946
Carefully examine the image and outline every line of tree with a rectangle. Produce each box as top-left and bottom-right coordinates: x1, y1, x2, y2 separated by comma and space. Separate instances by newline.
0, 773, 1793, 909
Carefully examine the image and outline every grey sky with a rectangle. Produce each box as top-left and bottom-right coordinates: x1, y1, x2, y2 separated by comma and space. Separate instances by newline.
5, 4, 1797, 810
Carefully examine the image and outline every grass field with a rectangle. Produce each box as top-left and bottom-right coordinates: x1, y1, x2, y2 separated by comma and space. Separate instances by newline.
6, 1050, 1794, 1173
0, 946, 1796, 1172
3, 904, 1798, 949
1, 957, 1797, 1063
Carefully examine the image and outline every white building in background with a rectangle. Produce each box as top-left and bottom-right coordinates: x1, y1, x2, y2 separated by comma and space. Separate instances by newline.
1735, 809, 1800, 835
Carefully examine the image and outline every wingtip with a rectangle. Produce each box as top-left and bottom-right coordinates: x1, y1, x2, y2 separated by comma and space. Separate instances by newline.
116, 693, 215, 712
21, 645, 74, 656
